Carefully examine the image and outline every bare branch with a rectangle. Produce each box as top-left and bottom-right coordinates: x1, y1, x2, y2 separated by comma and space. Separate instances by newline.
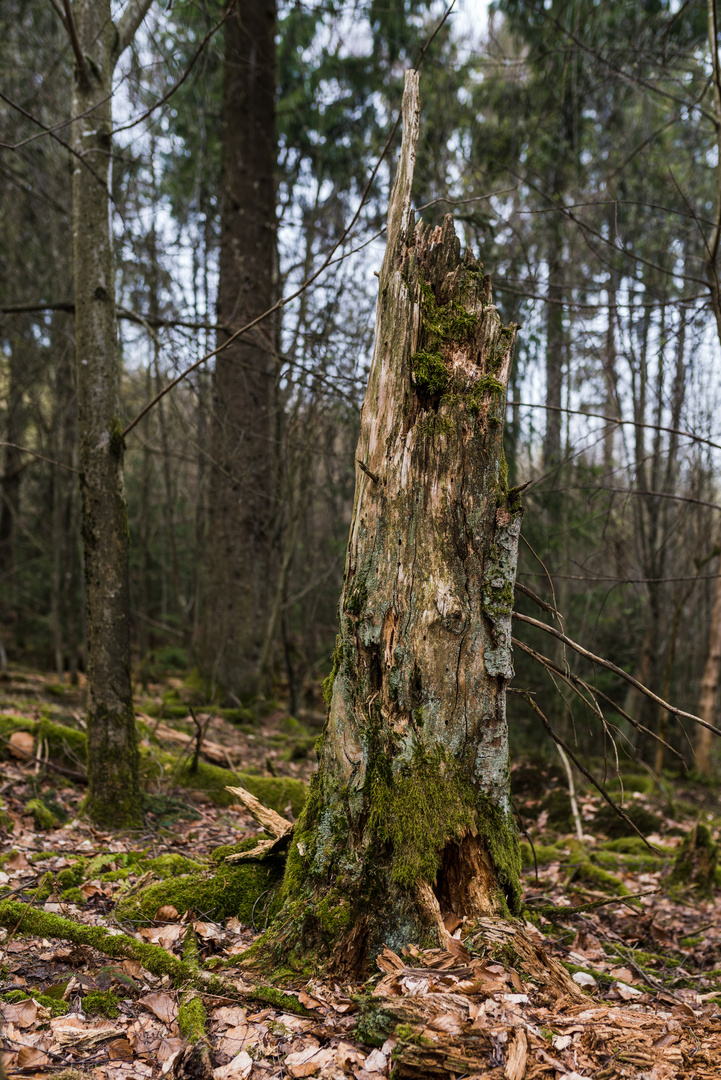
121, 2, 456, 438
515, 401, 721, 457
115, 0, 155, 58
521, 692, 658, 850
61, 0, 90, 88
513, 611, 721, 740
46, 0, 68, 32
112, 3, 232, 135
0, 443, 78, 474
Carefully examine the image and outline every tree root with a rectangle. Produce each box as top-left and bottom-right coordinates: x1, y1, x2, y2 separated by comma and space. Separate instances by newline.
0, 900, 315, 1016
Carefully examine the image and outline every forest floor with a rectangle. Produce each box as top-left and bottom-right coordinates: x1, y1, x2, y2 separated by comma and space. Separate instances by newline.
1, 665, 721, 1079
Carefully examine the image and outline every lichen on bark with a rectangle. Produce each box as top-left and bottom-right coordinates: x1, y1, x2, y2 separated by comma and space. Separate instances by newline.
274, 71, 523, 970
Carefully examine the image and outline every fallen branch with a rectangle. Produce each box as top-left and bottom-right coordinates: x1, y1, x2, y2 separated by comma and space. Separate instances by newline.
0, 900, 314, 1016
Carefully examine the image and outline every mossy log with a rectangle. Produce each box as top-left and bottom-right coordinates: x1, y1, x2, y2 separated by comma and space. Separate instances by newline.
275, 72, 522, 970
0, 900, 313, 1015
0, 714, 307, 818
115, 845, 284, 925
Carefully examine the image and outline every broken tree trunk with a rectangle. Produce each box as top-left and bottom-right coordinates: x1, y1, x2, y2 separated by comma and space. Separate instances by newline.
276, 72, 522, 969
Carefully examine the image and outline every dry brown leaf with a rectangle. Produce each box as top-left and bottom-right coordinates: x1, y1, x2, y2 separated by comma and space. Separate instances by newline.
213, 1048, 254, 1079
16, 1046, 50, 1068
215, 1022, 250, 1057
106, 1036, 134, 1060
426, 1012, 464, 1036
608, 966, 635, 983
193, 920, 223, 940
138, 923, 185, 947
5, 850, 29, 870
298, 989, 325, 1010
212, 1006, 248, 1030
139, 990, 178, 1026
336, 1041, 366, 1069
121, 959, 144, 978
362, 1047, 388, 1073
156, 904, 180, 921
1, 998, 37, 1028
609, 982, 643, 1001
156, 1036, 185, 1061
445, 936, 471, 963
284, 1046, 336, 1077
80, 880, 105, 898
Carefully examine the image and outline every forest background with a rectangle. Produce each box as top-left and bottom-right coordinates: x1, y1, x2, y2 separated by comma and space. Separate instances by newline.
3, 0, 721, 784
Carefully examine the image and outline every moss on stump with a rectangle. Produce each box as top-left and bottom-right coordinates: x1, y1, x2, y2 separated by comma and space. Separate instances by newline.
669, 822, 718, 897
115, 853, 284, 926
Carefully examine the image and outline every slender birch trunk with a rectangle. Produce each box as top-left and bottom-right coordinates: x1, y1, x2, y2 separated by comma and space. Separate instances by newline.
68, 0, 152, 826
276, 73, 522, 969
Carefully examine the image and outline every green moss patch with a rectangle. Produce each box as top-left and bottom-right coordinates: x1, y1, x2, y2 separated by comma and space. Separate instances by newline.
25, 798, 59, 830
83, 990, 120, 1018
669, 822, 718, 897
593, 802, 661, 839
178, 994, 206, 1041
368, 745, 521, 913
174, 761, 307, 817
115, 858, 284, 926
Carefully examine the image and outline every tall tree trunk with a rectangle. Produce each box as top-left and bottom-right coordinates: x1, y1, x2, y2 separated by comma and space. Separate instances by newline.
542, 216, 564, 475
69, 0, 152, 827
696, 0, 721, 774
275, 74, 522, 970
0, 342, 25, 627
199, 0, 277, 697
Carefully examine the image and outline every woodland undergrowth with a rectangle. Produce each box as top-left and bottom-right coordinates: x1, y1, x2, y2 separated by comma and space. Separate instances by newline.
1, 664, 721, 1078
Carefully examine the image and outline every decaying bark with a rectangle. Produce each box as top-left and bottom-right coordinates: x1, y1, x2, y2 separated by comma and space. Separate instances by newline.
278, 72, 522, 967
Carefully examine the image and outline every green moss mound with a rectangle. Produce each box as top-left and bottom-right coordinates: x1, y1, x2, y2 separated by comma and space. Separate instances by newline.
593, 801, 661, 839
0, 715, 86, 769
115, 858, 284, 926
540, 788, 576, 832
84, 990, 120, 1018
669, 822, 718, 898
519, 841, 564, 867
176, 761, 307, 817
25, 798, 58, 830
178, 994, 207, 1041
0, 715, 307, 819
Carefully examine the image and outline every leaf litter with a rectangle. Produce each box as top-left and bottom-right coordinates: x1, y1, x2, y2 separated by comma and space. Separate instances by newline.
1, 669, 721, 1077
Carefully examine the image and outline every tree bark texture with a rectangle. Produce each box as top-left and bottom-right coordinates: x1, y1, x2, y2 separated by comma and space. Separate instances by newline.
198, 0, 277, 697
71, 0, 145, 827
278, 73, 522, 969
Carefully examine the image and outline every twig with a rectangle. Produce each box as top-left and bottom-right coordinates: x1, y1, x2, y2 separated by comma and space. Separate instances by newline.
555, 744, 583, 841
112, 3, 233, 134
512, 636, 684, 762
513, 611, 721, 739
521, 693, 657, 849
121, 6, 458, 438
61, 0, 90, 88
